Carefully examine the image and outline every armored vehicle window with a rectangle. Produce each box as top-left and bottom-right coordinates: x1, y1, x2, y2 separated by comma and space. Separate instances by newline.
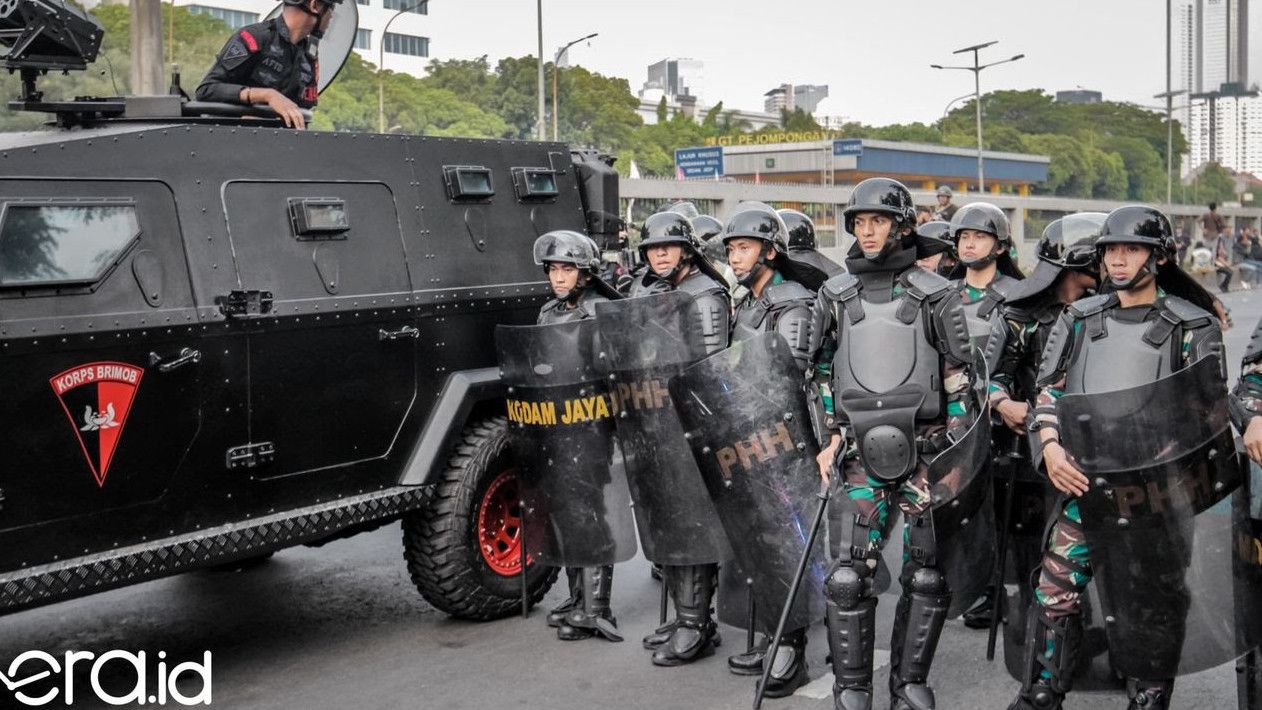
511, 167, 558, 201
0, 203, 139, 287
288, 198, 350, 239
443, 166, 494, 201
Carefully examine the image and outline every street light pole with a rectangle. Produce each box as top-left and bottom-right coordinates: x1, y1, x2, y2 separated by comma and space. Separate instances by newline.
1154, 89, 1185, 204
535, 0, 546, 140
378, 1, 427, 133
552, 32, 598, 141
931, 42, 1024, 194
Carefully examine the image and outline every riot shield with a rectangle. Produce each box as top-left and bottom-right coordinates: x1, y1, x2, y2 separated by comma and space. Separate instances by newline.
926, 352, 995, 617
1057, 356, 1262, 677
669, 331, 828, 633
494, 320, 638, 567
594, 292, 731, 565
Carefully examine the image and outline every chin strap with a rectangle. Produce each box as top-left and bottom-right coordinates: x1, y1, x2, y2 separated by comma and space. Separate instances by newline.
546, 270, 590, 303
959, 242, 1005, 269
736, 245, 776, 287
1108, 252, 1159, 291
296, 0, 333, 38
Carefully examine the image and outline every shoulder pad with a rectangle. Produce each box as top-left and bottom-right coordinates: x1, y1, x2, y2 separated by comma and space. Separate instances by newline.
762, 280, 814, 307
989, 276, 1017, 302
1066, 293, 1116, 320
677, 272, 727, 298
904, 267, 952, 299
820, 273, 859, 301
576, 292, 610, 319
1159, 295, 1214, 326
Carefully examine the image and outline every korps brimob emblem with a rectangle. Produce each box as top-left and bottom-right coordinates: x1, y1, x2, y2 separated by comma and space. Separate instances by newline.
49, 362, 144, 487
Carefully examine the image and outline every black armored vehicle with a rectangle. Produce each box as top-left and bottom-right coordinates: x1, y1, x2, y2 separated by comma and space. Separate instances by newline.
0, 0, 621, 621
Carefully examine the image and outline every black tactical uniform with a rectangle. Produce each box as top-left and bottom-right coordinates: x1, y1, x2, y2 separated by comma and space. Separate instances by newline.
811, 178, 979, 710
1010, 206, 1225, 710
626, 210, 732, 666
914, 220, 956, 277
196, 4, 332, 108
531, 230, 624, 641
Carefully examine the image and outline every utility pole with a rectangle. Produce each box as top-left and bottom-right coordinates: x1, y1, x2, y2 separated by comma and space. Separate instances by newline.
130, 0, 165, 95
552, 32, 597, 140
932, 41, 1024, 193
535, 0, 546, 140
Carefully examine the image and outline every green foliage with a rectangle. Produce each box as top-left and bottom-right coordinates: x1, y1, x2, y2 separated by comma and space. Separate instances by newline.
1190, 162, 1241, 205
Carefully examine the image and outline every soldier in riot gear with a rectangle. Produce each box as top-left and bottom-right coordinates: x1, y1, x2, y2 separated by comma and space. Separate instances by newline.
949, 202, 1024, 354
713, 202, 823, 693
531, 230, 625, 640
810, 177, 980, 710
983, 214, 1105, 636
626, 211, 731, 354
914, 221, 956, 277
1009, 205, 1226, 710
619, 210, 732, 666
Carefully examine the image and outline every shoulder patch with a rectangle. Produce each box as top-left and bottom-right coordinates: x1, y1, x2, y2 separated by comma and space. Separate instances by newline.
821, 273, 859, 301
904, 267, 951, 298
1066, 293, 1116, 320
238, 30, 260, 52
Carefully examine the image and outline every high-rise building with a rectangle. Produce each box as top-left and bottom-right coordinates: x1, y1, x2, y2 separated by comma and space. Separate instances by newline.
1055, 89, 1103, 104
641, 58, 705, 102
762, 83, 829, 114
1192, 0, 1249, 92
1186, 94, 1262, 176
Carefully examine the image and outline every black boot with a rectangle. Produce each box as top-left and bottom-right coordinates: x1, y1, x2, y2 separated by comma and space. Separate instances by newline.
547, 567, 582, 628
641, 620, 676, 650
558, 566, 622, 642
727, 639, 767, 676
762, 628, 810, 698
1125, 678, 1173, 710
825, 565, 877, 710
961, 586, 996, 629
1006, 607, 1082, 710
888, 568, 951, 710
652, 563, 721, 666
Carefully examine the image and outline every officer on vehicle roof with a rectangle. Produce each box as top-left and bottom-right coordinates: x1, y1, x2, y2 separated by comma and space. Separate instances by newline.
196, 0, 341, 129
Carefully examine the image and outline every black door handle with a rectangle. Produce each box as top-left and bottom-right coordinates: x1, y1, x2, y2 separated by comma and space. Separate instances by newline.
148, 347, 202, 373
378, 325, 420, 341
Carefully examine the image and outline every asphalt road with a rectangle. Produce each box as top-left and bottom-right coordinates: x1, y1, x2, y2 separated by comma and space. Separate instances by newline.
2, 289, 1259, 710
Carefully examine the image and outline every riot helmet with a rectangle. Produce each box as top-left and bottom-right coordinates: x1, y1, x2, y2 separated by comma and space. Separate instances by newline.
534, 230, 618, 301
283, 0, 341, 37
936, 185, 953, 198
950, 202, 1010, 263
692, 215, 727, 265
1039, 212, 1106, 271
722, 202, 789, 287
777, 209, 817, 251
665, 201, 701, 220
691, 215, 723, 242
1095, 205, 1175, 291
915, 220, 953, 257
843, 178, 915, 260
638, 210, 725, 285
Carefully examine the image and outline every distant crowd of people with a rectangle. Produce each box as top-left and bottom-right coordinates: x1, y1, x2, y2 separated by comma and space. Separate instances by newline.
1178, 201, 1261, 293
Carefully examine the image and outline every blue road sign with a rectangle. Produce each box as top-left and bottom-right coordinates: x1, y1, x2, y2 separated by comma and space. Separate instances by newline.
675, 146, 724, 178
833, 139, 863, 156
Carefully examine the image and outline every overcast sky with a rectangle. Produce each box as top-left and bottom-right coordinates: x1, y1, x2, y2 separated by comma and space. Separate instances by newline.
424, 0, 1262, 126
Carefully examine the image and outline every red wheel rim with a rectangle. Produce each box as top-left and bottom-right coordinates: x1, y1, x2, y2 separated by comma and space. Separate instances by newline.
477, 468, 527, 577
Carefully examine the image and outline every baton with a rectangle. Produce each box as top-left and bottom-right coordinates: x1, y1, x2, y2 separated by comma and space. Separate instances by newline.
753, 487, 830, 710
519, 498, 530, 618
987, 434, 1024, 660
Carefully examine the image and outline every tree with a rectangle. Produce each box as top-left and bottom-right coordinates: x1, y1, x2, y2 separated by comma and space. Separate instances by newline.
1188, 162, 1240, 205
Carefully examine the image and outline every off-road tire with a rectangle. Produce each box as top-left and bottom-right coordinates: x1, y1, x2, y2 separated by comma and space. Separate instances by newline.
403, 416, 558, 620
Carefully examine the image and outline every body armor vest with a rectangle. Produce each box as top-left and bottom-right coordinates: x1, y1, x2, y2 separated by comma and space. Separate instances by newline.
731, 280, 813, 345
1064, 309, 1176, 395
537, 291, 609, 325
826, 269, 948, 480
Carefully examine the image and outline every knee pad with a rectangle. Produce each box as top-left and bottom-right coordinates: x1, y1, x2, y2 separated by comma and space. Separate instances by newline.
825, 564, 871, 609
907, 566, 946, 597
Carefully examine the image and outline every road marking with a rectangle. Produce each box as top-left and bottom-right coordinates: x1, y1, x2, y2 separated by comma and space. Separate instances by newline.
795, 650, 890, 699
